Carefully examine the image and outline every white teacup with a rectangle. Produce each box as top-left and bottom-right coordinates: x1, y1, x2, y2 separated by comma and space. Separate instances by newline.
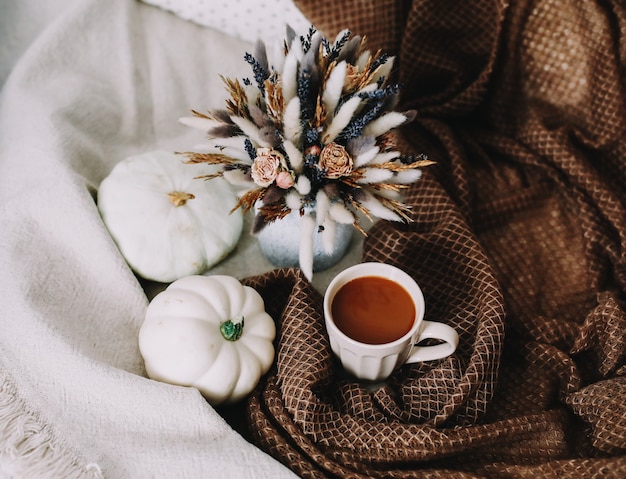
323, 262, 459, 382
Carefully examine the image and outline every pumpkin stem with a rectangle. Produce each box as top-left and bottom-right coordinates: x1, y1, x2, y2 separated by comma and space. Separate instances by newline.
220, 315, 244, 341
167, 191, 195, 207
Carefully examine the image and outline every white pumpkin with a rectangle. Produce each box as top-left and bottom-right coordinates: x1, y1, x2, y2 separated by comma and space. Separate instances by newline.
98, 150, 243, 283
138, 275, 276, 405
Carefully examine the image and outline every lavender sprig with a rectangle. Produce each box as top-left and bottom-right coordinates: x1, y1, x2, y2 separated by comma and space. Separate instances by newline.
337, 35, 362, 63
303, 153, 327, 192
297, 68, 315, 123
369, 52, 390, 73
305, 128, 320, 148
244, 138, 257, 160
336, 100, 386, 142
328, 30, 351, 62
300, 26, 316, 53
358, 83, 401, 101
244, 52, 269, 93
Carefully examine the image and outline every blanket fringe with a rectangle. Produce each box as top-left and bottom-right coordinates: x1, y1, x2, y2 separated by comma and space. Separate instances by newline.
0, 370, 103, 479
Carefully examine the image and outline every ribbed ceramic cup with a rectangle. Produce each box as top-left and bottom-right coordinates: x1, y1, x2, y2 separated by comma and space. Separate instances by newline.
324, 262, 459, 381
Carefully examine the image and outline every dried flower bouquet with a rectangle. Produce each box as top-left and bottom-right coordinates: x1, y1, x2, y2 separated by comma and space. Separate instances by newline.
180, 27, 433, 279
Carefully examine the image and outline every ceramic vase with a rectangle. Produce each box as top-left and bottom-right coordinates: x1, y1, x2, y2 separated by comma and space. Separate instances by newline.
255, 207, 353, 272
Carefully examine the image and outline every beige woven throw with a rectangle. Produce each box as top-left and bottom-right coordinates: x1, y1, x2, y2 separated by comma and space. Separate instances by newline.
240, 0, 626, 477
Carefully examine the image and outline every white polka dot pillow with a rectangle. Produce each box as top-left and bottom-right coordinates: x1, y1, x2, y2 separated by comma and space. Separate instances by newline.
141, 0, 311, 44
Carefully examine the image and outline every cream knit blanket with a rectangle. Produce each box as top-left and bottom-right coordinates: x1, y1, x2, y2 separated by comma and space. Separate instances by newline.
0, 0, 315, 476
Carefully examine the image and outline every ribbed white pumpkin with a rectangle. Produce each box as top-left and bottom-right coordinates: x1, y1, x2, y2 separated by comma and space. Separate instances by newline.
138, 275, 276, 405
98, 150, 243, 282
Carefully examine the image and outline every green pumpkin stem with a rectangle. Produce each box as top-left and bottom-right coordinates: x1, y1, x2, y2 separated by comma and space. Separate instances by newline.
220, 315, 244, 341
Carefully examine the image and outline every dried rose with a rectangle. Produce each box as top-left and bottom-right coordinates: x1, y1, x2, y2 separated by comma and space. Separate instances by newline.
251, 148, 283, 187
275, 171, 295, 189
319, 142, 353, 179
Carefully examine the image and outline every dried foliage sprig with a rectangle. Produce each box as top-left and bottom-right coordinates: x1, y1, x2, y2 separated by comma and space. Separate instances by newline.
179, 27, 434, 279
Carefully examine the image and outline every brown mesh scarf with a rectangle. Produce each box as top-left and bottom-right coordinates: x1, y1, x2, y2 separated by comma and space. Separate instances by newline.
241, 0, 626, 477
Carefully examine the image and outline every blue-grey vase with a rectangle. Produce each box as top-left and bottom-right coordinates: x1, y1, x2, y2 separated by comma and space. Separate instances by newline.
255, 207, 353, 272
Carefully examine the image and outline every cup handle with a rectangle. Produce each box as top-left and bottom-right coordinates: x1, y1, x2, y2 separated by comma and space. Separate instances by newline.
406, 320, 459, 363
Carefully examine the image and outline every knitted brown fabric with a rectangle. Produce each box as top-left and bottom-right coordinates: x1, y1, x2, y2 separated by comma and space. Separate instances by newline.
242, 0, 626, 477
